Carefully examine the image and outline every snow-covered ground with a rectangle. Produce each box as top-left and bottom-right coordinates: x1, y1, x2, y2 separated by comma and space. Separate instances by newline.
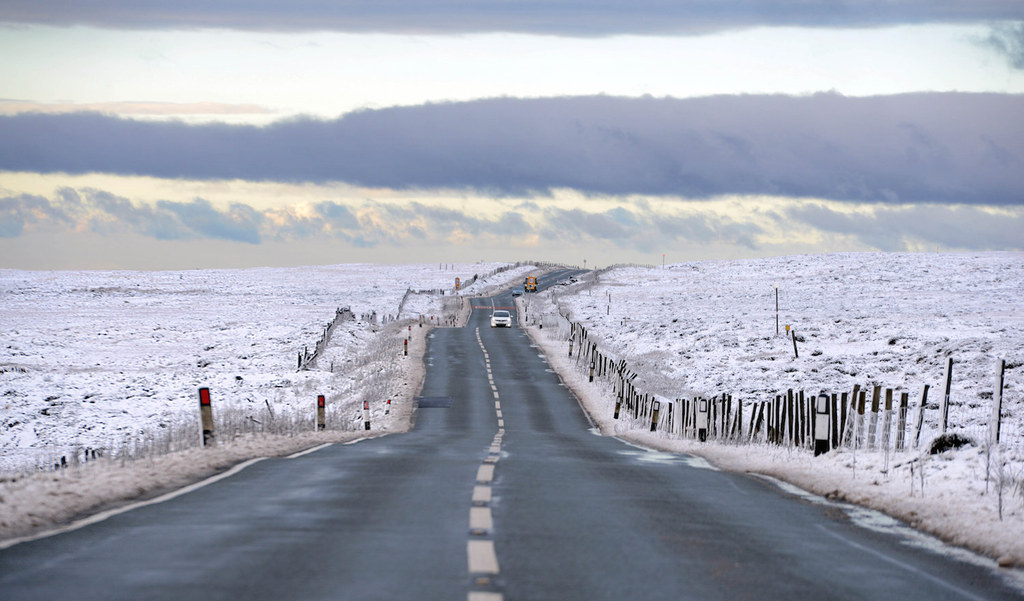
3, 253, 1023, 572
523, 252, 1024, 567
0, 262, 536, 474
0, 261, 541, 541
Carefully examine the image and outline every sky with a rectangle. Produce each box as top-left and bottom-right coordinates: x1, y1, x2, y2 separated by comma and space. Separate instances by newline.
1, 2, 1023, 270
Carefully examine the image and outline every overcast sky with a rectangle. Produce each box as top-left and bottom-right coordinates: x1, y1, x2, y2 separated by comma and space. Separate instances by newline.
1, 2, 1022, 269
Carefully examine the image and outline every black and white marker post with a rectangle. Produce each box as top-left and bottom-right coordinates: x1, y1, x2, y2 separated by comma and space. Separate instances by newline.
697, 398, 709, 442
650, 400, 661, 432
814, 394, 830, 456
198, 387, 215, 447
363, 400, 371, 430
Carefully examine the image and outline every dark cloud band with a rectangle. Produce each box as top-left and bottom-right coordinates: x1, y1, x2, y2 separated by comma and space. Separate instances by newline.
1, 1, 1022, 34
3, 188, 1021, 253
2, 93, 1022, 205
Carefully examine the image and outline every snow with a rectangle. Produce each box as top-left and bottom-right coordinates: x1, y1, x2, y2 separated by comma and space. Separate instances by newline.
0, 262, 538, 541
522, 252, 1024, 568
3, 253, 1024, 573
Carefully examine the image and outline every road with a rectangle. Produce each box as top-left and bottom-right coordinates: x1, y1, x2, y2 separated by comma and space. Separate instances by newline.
0, 269, 1021, 600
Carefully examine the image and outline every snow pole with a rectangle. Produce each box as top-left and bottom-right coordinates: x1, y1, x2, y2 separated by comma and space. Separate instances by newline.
317, 395, 326, 431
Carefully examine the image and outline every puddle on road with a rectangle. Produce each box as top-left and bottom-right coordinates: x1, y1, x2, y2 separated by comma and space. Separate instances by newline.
612, 438, 722, 471
615, 449, 720, 470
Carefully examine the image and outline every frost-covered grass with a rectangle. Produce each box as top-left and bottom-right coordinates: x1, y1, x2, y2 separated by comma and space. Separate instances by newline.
526, 252, 1024, 566
0, 262, 535, 474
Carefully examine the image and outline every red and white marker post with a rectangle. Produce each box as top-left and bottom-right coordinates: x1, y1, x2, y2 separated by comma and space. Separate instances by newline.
199, 387, 215, 447
317, 395, 326, 431
363, 400, 370, 430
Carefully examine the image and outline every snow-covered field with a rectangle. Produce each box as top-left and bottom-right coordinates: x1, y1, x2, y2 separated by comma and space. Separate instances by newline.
524, 252, 1024, 567
3, 253, 1023, 571
0, 262, 535, 474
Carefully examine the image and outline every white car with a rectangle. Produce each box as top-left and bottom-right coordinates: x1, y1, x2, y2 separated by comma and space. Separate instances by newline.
490, 310, 512, 328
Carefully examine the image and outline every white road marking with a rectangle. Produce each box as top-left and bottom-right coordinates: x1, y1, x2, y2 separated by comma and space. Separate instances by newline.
496, 410, 503, 418
472, 486, 492, 503
476, 464, 495, 483
467, 540, 501, 574
468, 592, 503, 601
497, 419, 504, 428
286, 442, 333, 459
470, 507, 494, 531
493, 392, 500, 399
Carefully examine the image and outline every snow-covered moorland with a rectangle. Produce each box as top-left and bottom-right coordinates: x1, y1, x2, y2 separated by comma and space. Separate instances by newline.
0, 262, 534, 474
524, 252, 1024, 567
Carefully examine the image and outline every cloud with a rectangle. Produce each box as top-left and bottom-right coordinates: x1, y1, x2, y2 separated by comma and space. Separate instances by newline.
1, 1, 1021, 34
786, 203, 1024, 251
982, 22, 1024, 69
0, 193, 64, 237
0, 189, 262, 244
0, 187, 771, 252
0, 100, 273, 117
3, 187, 1023, 258
156, 199, 263, 244
2, 93, 1023, 205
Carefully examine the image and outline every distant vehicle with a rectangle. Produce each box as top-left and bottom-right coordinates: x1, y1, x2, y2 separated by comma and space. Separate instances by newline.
490, 310, 512, 328
524, 276, 537, 293
511, 286, 525, 297
558, 279, 571, 286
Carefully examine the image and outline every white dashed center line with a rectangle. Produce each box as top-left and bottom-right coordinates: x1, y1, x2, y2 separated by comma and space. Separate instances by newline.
470, 327, 505, 601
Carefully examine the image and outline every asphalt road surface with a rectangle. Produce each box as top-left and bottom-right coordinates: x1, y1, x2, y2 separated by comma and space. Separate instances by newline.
1, 269, 1021, 600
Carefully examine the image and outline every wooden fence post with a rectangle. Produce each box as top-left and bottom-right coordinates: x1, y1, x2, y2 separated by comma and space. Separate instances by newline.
991, 358, 1006, 444
880, 389, 893, 451
940, 357, 953, 434
868, 386, 881, 449
855, 389, 867, 449
841, 385, 859, 447
750, 402, 764, 442
896, 392, 909, 452
913, 384, 929, 449
830, 393, 840, 449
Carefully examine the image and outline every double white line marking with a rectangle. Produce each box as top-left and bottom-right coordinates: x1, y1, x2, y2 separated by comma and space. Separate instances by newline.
469, 328, 505, 601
